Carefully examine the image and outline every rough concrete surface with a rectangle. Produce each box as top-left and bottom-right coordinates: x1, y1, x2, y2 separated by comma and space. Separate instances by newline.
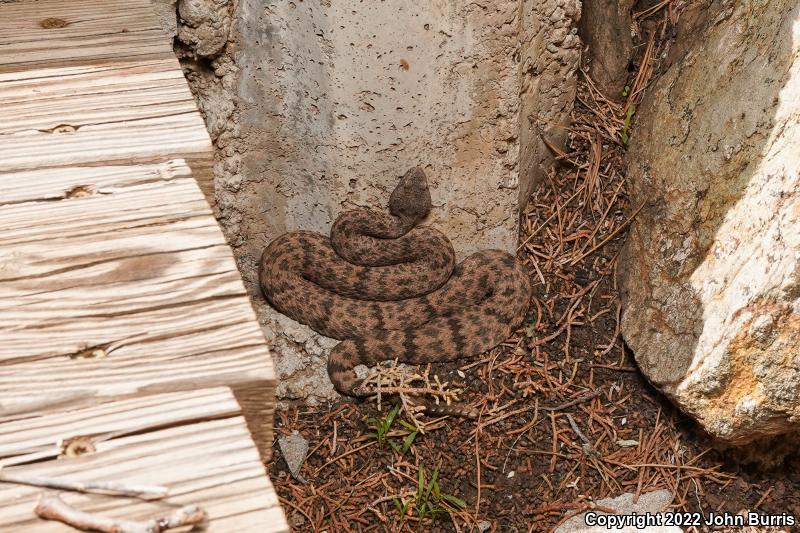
518, 0, 582, 204
177, 0, 232, 57
158, 0, 581, 405
619, 1, 800, 444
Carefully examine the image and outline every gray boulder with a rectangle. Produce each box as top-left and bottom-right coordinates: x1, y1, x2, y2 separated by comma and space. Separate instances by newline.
619, 1, 800, 444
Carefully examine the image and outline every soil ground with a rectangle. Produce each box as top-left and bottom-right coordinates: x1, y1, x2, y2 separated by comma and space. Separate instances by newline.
267, 4, 800, 532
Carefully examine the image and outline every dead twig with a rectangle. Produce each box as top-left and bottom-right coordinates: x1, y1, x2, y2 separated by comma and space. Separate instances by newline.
355, 360, 462, 428
34, 493, 207, 533
566, 414, 600, 459
540, 390, 602, 412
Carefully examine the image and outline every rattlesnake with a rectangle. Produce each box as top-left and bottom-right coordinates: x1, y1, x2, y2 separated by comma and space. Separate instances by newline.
259, 167, 532, 411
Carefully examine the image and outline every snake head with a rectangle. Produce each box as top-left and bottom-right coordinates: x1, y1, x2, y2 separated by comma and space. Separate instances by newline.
389, 166, 432, 222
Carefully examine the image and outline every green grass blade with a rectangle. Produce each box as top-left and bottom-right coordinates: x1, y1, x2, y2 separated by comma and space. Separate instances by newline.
424, 468, 439, 501
398, 420, 416, 431
442, 494, 467, 508
386, 405, 400, 428
402, 431, 418, 453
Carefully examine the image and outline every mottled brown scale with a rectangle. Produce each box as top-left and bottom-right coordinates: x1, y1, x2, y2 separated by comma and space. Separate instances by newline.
260, 167, 532, 412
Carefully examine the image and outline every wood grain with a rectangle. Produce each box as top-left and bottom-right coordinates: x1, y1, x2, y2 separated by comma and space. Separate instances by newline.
0, 0, 215, 200
0, 0, 286, 529
0, 389, 288, 532
0, 161, 277, 461
0, 0, 175, 73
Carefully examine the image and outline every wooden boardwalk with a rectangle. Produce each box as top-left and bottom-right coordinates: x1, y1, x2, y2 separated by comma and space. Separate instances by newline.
0, 0, 287, 530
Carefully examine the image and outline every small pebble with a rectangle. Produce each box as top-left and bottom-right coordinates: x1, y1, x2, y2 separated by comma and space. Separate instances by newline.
278, 430, 309, 482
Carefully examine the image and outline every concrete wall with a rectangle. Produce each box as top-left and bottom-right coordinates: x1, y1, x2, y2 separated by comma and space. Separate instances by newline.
162, 0, 581, 404
519, 0, 582, 204
236, 0, 521, 263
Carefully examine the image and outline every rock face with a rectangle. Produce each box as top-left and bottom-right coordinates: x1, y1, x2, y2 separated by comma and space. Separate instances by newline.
555, 490, 677, 533
578, 0, 634, 99
619, 1, 800, 444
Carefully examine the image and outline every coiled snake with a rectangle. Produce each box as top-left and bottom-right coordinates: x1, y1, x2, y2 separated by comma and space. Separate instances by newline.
259, 167, 532, 413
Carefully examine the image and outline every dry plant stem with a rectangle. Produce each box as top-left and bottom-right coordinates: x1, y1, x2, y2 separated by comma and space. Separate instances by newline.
634, 0, 671, 20
34, 493, 207, 533
540, 390, 602, 412
566, 414, 600, 459
358, 385, 452, 398
357, 360, 463, 427
474, 407, 484, 521
369, 490, 415, 508
0, 473, 168, 500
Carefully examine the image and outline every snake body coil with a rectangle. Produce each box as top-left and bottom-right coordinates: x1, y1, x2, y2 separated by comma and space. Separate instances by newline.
260, 167, 532, 398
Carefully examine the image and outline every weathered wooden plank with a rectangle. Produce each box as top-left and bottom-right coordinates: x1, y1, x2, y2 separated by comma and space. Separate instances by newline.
0, 0, 286, 528
0, 160, 193, 205
0, 0, 174, 73
0, 388, 288, 532
0, 63, 196, 133
0, 388, 238, 462
0, 161, 275, 460
0, 0, 214, 200
0, 64, 213, 198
